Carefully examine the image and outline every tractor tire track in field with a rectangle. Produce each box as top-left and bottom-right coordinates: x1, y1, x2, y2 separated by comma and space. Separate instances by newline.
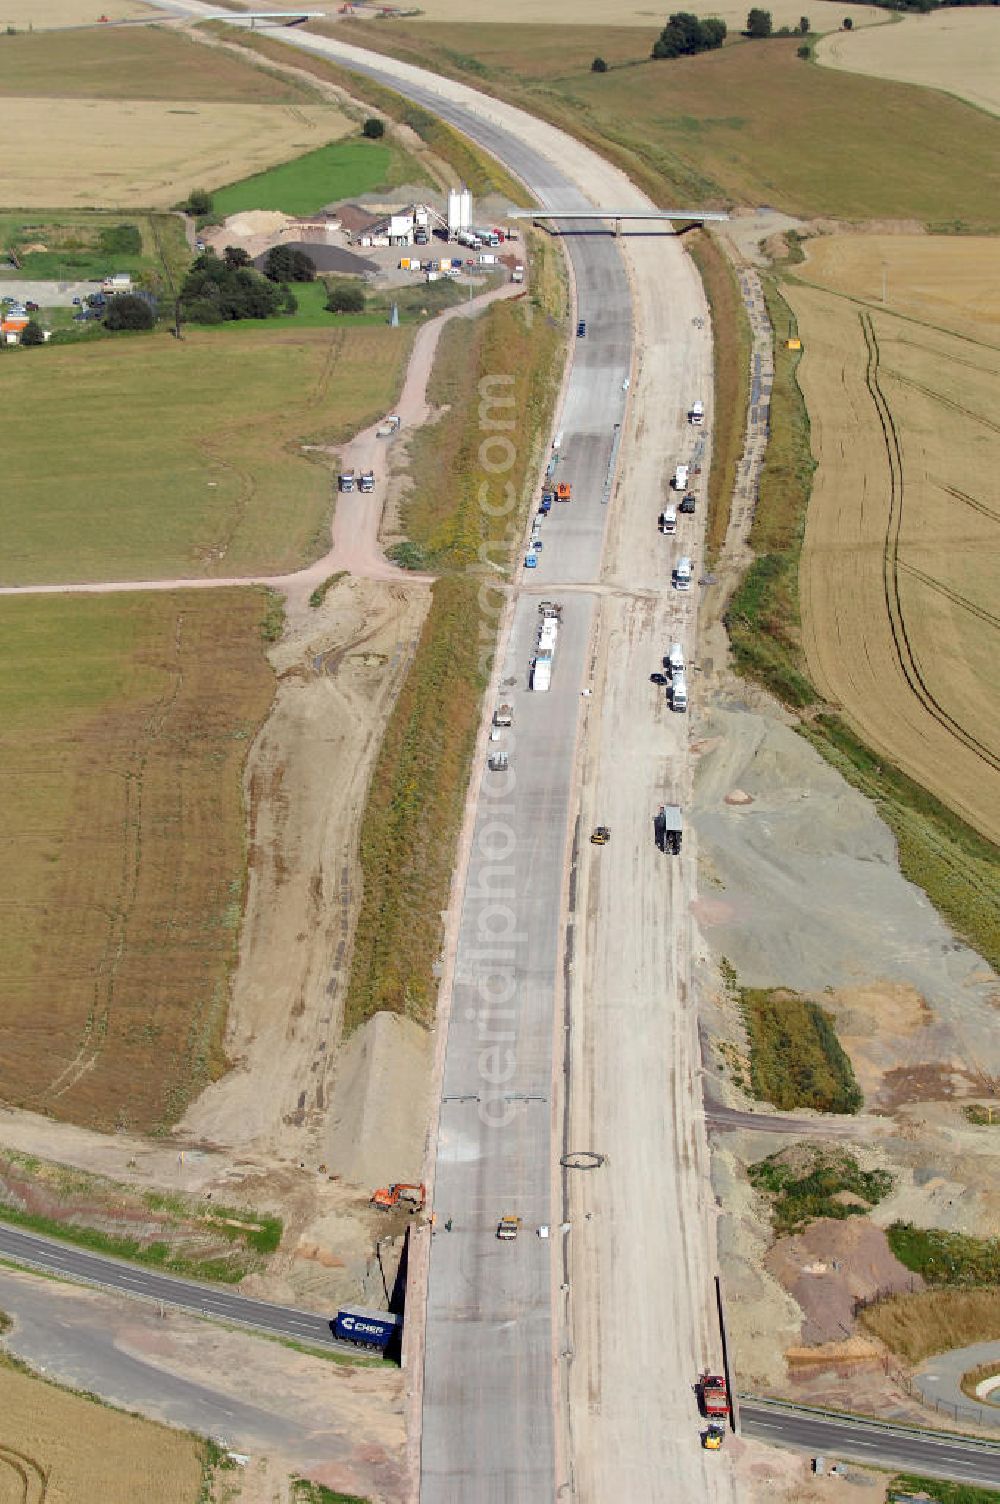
880, 364, 1000, 435
0, 1443, 48, 1504
897, 559, 1000, 635
859, 311, 1000, 775
931, 477, 1000, 526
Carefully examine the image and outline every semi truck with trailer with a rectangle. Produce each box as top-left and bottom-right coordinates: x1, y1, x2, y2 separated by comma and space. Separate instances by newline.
333, 1307, 401, 1352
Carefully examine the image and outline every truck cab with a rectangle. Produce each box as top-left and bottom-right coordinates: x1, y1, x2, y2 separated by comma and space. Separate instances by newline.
667, 642, 685, 677
670, 674, 688, 712
659, 507, 677, 535
674, 556, 692, 591
360, 470, 375, 493
338, 471, 355, 493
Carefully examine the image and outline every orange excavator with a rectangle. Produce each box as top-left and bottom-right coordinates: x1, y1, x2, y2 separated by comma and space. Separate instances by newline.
371, 1182, 426, 1212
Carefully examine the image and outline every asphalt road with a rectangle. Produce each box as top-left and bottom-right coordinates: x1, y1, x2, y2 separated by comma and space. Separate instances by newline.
741, 1400, 1000, 1489
0, 1221, 340, 1349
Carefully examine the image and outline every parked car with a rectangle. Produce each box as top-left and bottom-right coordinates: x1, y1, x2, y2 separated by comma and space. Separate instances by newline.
576, 319, 587, 337
25, 300, 39, 312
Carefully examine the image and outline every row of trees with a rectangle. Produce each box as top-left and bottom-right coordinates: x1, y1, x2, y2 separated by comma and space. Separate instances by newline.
649, 8, 815, 56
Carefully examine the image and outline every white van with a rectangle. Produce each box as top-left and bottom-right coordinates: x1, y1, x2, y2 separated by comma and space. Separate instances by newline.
667, 642, 685, 677
674, 556, 692, 591
689, 400, 704, 426
673, 464, 689, 491
671, 674, 688, 712
659, 507, 677, 535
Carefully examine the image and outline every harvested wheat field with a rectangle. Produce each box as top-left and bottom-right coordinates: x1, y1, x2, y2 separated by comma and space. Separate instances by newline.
0, 1357, 203, 1504
0, 0, 153, 25
0, 99, 351, 208
818, 9, 1000, 118
790, 235, 1000, 844
0, 590, 275, 1133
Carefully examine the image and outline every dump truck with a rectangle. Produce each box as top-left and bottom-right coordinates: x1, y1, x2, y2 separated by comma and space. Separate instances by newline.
338, 470, 356, 494
333, 1307, 401, 1351
377, 415, 401, 438
359, 470, 375, 494
700, 1374, 729, 1418
497, 1215, 521, 1241
371, 1182, 426, 1212
493, 704, 513, 728
488, 751, 509, 772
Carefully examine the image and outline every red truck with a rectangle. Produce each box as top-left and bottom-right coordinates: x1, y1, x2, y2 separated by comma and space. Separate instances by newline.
700, 1374, 729, 1419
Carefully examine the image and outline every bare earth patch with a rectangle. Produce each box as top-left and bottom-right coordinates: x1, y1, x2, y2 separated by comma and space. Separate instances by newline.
818, 9, 1000, 118
765, 1217, 921, 1345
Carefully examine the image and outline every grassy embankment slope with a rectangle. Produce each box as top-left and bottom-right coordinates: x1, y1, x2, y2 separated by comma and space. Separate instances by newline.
344, 237, 565, 1033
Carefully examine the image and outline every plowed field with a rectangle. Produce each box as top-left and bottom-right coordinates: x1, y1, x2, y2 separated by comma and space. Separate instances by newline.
791, 235, 1000, 844
0, 590, 275, 1132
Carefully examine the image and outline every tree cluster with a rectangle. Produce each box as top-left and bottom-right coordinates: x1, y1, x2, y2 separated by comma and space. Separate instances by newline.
651, 12, 727, 59
104, 294, 155, 331
262, 245, 316, 283
180, 250, 292, 324
745, 6, 773, 33
325, 281, 365, 315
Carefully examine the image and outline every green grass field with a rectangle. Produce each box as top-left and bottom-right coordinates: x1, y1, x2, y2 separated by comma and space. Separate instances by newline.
210, 139, 398, 219
0, 323, 413, 583
0, 23, 318, 102
333, 21, 1000, 227
0, 211, 189, 291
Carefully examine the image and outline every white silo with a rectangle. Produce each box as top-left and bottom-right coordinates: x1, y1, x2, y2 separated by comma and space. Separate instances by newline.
459, 187, 472, 230
447, 188, 463, 235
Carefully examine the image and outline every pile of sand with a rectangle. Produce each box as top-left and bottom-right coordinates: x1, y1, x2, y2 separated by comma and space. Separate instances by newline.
224, 210, 294, 238
766, 1217, 922, 1346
